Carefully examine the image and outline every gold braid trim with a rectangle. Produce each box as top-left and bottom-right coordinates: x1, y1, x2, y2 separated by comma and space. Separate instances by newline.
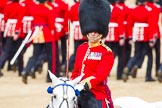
101, 43, 112, 52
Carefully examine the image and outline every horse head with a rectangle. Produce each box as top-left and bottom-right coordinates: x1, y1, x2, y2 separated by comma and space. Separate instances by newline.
47, 70, 84, 108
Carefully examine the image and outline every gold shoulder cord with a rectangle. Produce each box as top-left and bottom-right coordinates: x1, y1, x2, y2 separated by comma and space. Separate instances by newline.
101, 43, 112, 52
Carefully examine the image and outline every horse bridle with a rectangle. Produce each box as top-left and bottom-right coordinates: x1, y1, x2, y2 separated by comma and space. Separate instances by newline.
50, 80, 78, 108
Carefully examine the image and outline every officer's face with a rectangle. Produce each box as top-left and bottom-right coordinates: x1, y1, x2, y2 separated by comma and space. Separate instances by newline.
87, 32, 102, 43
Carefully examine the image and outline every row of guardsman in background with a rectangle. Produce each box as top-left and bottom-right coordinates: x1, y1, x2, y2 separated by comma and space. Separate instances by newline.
0, 0, 162, 84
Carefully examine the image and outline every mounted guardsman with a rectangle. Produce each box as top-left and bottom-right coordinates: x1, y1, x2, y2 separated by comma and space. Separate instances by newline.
70, 0, 115, 108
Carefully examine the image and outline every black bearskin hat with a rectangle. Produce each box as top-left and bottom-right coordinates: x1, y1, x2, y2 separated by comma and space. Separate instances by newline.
108, 0, 116, 4
108, 0, 125, 5
136, 0, 147, 3
79, 0, 111, 38
117, 0, 125, 3
36, 0, 47, 3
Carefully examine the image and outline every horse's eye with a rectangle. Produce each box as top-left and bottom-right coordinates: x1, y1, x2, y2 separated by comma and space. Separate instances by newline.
53, 95, 56, 99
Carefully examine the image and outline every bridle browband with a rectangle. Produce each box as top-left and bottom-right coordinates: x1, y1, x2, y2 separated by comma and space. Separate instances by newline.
50, 80, 78, 108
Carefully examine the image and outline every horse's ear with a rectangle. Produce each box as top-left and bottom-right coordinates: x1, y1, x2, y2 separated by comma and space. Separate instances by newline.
48, 70, 59, 84
71, 73, 85, 85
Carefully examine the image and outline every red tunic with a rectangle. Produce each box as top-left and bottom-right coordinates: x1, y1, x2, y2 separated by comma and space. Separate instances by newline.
0, 0, 8, 13
0, 0, 7, 32
105, 4, 125, 42
21, 0, 34, 34
28, 2, 56, 43
117, 3, 133, 39
54, 0, 68, 39
47, 1, 61, 41
146, 2, 161, 39
69, 2, 87, 40
71, 42, 114, 101
3, 1, 26, 38
69, 2, 79, 22
127, 5, 154, 42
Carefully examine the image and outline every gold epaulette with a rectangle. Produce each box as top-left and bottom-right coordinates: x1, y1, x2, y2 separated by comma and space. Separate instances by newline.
101, 43, 112, 52
44, 3, 53, 10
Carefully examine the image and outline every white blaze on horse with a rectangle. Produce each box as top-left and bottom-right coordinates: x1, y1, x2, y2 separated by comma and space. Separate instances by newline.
46, 70, 84, 108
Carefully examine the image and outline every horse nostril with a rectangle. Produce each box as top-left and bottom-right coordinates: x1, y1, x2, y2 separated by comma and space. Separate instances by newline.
53, 95, 56, 99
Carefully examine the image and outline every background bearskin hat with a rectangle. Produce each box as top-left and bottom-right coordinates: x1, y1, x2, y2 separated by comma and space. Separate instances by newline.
108, 0, 116, 4
36, 0, 47, 3
108, 0, 125, 5
136, 0, 147, 3
117, 0, 125, 3
79, 0, 111, 38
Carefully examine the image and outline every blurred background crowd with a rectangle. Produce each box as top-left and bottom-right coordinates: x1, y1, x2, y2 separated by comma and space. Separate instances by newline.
0, 0, 162, 84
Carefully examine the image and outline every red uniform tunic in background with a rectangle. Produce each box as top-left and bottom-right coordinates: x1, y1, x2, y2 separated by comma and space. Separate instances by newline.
68, 2, 87, 40
0, 0, 7, 32
0, 0, 8, 13
117, 3, 133, 39
146, 2, 161, 39
127, 5, 155, 42
3, 1, 26, 38
28, 2, 56, 43
21, 0, 35, 34
105, 4, 125, 42
54, 0, 68, 40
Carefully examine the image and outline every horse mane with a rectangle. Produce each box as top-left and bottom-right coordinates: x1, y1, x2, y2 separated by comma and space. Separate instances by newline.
78, 90, 98, 108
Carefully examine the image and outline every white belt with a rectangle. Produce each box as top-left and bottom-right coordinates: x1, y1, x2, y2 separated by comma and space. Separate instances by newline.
22, 16, 34, 22
132, 23, 148, 42
4, 19, 17, 37
134, 23, 148, 28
